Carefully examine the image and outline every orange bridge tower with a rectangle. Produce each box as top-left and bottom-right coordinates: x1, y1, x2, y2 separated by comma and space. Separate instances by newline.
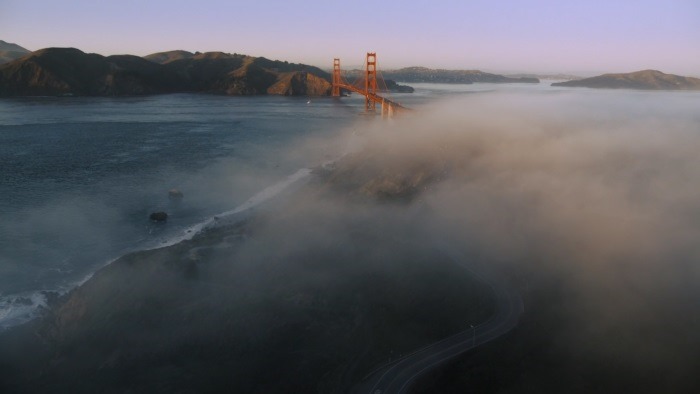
364, 52, 377, 112
331, 52, 410, 118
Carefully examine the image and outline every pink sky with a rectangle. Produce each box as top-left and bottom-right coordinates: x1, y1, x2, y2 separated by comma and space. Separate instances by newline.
1, 0, 698, 76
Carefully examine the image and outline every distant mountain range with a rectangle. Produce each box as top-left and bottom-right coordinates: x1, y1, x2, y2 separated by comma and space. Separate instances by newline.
0, 40, 30, 64
0, 43, 547, 97
2, 42, 698, 96
507, 73, 582, 81
552, 70, 700, 90
0, 48, 333, 96
380, 67, 540, 84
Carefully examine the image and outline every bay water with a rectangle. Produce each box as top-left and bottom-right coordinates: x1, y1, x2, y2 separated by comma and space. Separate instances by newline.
0, 93, 366, 329
1, 83, 698, 331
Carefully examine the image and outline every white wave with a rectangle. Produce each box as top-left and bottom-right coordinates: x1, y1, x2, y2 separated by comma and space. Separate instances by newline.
0, 291, 49, 330
154, 167, 312, 248
0, 168, 315, 332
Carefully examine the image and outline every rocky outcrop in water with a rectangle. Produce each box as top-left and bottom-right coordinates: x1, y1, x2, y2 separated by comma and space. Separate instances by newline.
149, 212, 168, 222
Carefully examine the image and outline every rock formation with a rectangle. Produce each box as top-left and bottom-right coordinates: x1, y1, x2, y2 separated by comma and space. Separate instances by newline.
267, 71, 331, 96
149, 212, 168, 222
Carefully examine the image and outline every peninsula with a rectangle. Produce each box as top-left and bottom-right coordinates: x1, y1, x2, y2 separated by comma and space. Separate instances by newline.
551, 70, 700, 90
0, 47, 333, 97
0, 45, 551, 97
381, 67, 540, 84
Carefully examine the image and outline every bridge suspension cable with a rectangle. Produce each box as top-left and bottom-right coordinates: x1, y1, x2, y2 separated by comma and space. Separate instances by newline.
331, 52, 411, 118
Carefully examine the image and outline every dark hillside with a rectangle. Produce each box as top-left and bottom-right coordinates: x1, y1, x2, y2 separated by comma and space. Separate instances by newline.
143, 50, 194, 64
0, 48, 333, 96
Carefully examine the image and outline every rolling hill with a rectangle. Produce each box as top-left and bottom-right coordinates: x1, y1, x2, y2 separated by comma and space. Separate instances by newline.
0, 40, 30, 64
0, 47, 332, 96
143, 50, 195, 64
380, 67, 540, 84
551, 70, 700, 90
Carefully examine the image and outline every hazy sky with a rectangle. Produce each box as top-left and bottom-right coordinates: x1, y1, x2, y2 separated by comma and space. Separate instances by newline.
1, 0, 699, 75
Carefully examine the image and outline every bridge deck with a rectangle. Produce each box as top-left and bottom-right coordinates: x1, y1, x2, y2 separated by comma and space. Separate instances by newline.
335, 83, 411, 113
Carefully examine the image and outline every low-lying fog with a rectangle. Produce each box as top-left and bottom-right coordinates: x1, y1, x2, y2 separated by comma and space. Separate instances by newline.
304, 88, 700, 387
3, 87, 699, 391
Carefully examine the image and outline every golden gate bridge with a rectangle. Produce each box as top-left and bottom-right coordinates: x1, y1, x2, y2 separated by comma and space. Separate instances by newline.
331, 52, 411, 118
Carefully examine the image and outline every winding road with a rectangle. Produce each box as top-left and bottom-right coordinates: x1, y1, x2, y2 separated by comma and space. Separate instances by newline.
353, 242, 524, 394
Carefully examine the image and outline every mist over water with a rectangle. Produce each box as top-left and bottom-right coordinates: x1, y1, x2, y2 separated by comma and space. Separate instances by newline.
330, 88, 700, 388
186, 86, 700, 389
1, 85, 699, 390
0, 94, 357, 329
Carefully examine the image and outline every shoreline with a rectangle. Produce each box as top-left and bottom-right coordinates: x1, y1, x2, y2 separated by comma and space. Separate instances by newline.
0, 167, 315, 332
0, 161, 497, 392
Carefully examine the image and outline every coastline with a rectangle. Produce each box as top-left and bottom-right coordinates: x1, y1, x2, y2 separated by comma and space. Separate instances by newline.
0, 156, 497, 392
0, 167, 314, 332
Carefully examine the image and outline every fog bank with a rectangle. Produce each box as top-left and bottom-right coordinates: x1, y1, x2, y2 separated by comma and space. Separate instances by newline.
320, 89, 700, 389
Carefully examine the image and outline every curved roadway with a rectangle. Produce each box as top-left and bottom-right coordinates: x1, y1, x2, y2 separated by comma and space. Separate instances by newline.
353, 242, 524, 394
